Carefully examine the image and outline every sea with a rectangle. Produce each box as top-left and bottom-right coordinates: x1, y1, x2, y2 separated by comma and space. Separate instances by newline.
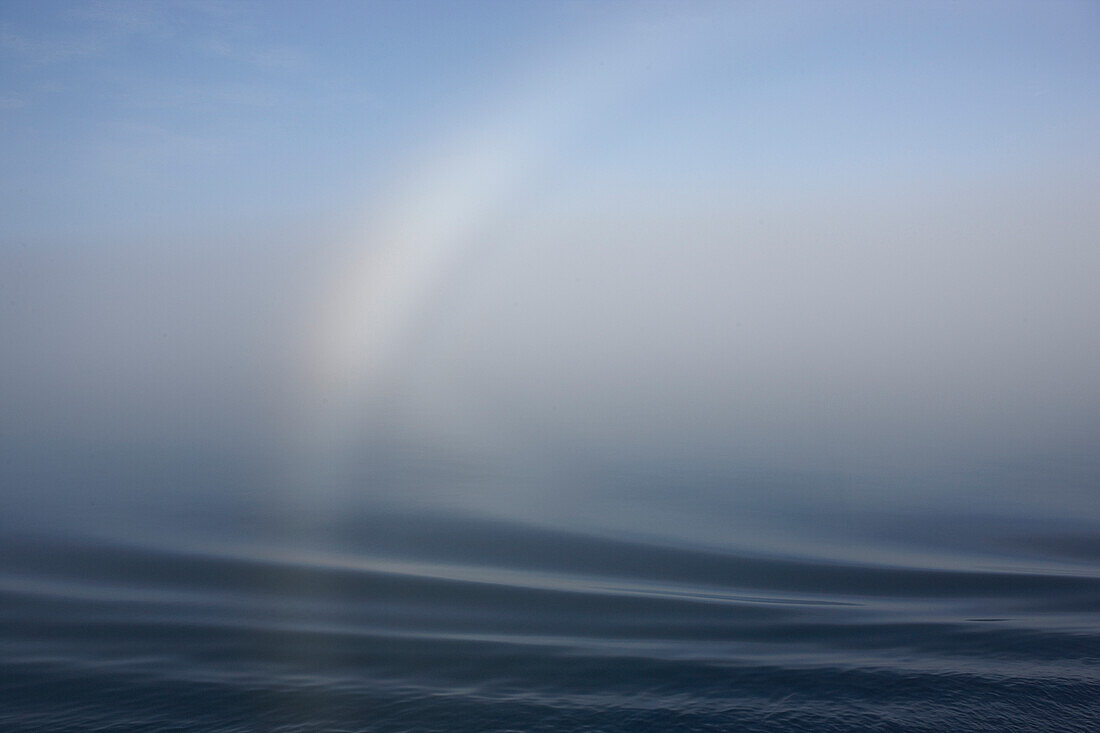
2, 440, 1098, 732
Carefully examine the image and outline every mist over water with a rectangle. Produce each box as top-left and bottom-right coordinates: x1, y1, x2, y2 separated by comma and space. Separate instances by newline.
3, 2, 1100, 731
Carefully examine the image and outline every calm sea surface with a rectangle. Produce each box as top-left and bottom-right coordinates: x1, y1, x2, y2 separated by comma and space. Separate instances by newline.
2, 445, 1098, 732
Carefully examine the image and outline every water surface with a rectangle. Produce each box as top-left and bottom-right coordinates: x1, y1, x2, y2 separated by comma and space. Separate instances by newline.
3, 447, 1098, 732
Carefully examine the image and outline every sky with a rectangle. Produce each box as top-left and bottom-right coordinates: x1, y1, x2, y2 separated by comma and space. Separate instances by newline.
2, 1, 1099, 522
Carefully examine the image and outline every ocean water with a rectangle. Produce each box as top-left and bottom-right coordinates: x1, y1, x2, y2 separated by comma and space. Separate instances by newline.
2, 445, 1098, 732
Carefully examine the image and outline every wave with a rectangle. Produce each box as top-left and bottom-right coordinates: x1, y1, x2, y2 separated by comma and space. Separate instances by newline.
2, 509, 1098, 731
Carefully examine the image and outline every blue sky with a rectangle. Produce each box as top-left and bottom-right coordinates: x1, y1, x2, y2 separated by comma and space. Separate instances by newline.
3, 1, 1096, 241
2, 1, 1099, 489
1, 1, 593, 240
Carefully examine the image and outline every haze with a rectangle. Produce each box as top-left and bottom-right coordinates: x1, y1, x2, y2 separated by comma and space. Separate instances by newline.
3, 1, 1099, 537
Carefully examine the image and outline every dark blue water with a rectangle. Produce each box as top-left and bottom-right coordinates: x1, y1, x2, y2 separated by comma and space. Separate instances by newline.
3, 445, 1099, 731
